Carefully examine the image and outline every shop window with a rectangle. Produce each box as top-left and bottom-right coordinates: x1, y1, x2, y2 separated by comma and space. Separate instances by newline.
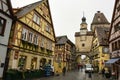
31, 57, 37, 69
0, 17, 6, 36
18, 56, 27, 70
40, 58, 46, 68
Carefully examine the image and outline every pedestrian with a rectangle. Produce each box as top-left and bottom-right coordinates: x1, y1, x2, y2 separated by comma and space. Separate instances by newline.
105, 68, 110, 79
80, 65, 83, 72
50, 65, 54, 76
62, 66, 66, 76
101, 68, 105, 77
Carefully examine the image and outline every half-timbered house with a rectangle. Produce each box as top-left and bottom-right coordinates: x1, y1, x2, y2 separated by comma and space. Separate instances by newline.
8, 0, 56, 71
108, 0, 120, 79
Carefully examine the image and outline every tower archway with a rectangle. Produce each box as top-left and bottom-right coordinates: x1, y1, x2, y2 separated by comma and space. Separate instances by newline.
75, 52, 92, 65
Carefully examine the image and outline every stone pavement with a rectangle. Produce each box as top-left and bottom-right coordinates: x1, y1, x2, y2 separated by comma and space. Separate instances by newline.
31, 69, 108, 80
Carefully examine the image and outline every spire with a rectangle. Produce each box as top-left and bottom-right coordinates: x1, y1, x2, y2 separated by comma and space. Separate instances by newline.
80, 12, 88, 33
81, 12, 86, 23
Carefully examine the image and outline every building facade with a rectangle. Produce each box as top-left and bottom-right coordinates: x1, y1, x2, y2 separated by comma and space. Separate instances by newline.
54, 36, 75, 73
75, 16, 93, 63
0, 0, 13, 78
8, 0, 56, 70
108, 0, 120, 79
91, 11, 110, 72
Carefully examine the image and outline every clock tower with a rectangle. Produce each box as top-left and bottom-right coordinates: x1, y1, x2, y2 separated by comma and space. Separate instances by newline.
75, 16, 93, 56
80, 16, 88, 34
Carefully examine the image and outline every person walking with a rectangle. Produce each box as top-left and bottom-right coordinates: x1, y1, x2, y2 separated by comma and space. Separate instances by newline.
62, 66, 66, 76
101, 68, 105, 77
105, 68, 110, 79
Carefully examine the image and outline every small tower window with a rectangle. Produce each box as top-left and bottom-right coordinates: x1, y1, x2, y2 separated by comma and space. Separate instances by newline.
98, 16, 101, 22
82, 43, 85, 47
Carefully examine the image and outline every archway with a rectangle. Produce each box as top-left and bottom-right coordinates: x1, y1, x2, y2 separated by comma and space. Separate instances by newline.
75, 52, 93, 69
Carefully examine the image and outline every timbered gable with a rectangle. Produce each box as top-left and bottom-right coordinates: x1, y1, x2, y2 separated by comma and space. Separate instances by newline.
109, 0, 120, 41
15, 0, 55, 42
0, 0, 13, 16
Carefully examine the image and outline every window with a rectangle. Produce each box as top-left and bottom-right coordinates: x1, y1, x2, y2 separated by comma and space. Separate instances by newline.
28, 32, 33, 43
118, 40, 120, 49
33, 34, 38, 45
112, 43, 114, 51
40, 37, 44, 47
82, 43, 85, 47
33, 13, 40, 25
18, 55, 27, 70
49, 41, 52, 50
97, 16, 101, 22
115, 42, 118, 50
21, 28, 28, 41
45, 25, 51, 33
0, 17, 6, 35
114, 23, 120, 32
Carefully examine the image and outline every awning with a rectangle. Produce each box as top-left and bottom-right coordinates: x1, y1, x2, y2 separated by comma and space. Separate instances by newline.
105, 58, 120, 64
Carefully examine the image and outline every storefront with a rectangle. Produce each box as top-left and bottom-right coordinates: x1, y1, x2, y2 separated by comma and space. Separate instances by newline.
105, 58, 120, 79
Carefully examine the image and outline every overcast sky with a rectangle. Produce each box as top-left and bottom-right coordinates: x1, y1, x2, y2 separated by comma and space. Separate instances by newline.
11, 0, 115, 43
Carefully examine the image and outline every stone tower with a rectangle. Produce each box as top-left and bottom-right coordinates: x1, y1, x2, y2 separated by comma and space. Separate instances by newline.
91, 11, 110, 32
75, 16, 93, 55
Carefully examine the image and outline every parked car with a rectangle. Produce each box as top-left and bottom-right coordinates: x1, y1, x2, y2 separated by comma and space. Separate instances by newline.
85, 64, 94, 73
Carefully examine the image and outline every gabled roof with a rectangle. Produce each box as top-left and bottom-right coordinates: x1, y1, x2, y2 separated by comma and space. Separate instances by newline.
56, 35, 75, 46
95, 27, 110, 45
7, 0, 14, 17
91, 11, 110, 25
56, 35, 68, 45
12, 0, 56, 42
15, 0, 43, 18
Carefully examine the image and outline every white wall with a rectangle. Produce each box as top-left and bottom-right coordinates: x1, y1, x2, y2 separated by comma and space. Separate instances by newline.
0, 13, 12, 77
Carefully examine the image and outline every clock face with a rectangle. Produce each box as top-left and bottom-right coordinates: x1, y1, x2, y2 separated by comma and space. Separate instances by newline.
103, 47, 109, 53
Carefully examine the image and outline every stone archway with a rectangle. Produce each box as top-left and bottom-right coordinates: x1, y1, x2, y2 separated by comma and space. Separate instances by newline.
75, 52, 92, 65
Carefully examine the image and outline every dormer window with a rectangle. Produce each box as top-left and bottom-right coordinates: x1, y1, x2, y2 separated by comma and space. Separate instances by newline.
0, 17, 6, 36
33, 13, 40, 25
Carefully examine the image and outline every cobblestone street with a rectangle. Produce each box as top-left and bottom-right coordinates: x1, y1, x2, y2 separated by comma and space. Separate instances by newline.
32, 69, 108, 80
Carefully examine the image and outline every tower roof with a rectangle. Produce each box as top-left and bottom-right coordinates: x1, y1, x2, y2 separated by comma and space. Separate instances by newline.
82, 16, 86, 22
91, 11, 110, 25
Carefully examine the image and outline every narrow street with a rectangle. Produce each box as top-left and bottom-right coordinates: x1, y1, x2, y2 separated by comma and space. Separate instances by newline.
32, 69, 107, 80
